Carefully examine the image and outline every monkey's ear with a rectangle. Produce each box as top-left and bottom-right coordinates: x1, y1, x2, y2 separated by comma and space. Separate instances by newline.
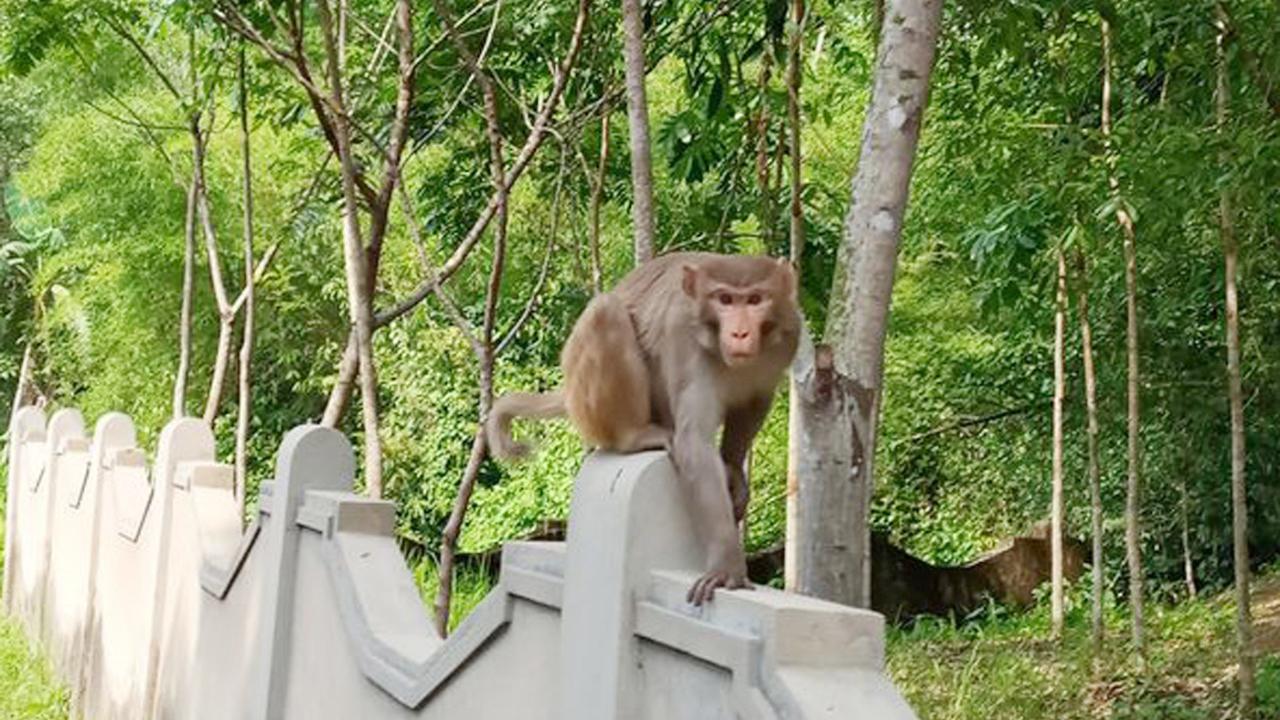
681, 264, 700, 298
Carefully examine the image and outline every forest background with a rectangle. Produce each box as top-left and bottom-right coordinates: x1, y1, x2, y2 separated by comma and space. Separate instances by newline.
1, 0, 1278, 717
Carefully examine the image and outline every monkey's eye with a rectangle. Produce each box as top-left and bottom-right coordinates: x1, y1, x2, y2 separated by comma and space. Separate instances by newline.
746, 293, 762, 306
718, 293, 734, 306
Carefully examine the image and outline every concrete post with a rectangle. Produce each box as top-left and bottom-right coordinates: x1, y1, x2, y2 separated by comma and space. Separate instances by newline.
247, 424, 355, 720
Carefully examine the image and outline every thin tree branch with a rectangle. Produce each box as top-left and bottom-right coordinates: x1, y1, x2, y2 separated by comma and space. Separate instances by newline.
98, 11, 184, 101
377, 0, 591, 328
234, 42, 257, 517
496, 147, 564, 354
68, 45, 178, 173
229, 242, 281, 316
411, 0, 494, 72
891, 400, 1051, 447
214, 1, 381, 207
395, 177, 483, 358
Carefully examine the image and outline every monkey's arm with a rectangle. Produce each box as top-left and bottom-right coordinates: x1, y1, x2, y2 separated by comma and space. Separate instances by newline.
719, 394, 774, 523
672, 385, 749, 605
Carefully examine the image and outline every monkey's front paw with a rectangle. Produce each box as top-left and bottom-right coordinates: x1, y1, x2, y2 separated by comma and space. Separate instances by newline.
686, 568, 752, 606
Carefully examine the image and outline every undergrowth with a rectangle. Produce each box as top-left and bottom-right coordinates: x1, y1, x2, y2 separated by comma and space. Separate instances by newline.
887, 576, 1280, 720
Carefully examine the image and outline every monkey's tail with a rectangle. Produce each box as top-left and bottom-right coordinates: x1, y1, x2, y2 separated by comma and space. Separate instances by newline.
485, 390, 567, 461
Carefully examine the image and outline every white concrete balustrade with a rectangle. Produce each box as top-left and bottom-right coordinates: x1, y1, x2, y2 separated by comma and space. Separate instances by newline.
3, 406, 916, 719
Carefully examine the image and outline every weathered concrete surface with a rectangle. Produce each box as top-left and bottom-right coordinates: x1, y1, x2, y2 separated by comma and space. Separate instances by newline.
3, 406, 48, 634
80, 414, 163, 720
45, 409, 93, 677
3, 409, 917, 719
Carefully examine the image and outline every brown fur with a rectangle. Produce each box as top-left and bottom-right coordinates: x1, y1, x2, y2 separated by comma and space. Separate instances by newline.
486, 252, 801, 605
561, 294, 668, 452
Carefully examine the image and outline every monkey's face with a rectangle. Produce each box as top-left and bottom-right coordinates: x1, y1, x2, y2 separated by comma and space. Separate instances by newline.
706, 288, 775, 366
683, 260, 795, 368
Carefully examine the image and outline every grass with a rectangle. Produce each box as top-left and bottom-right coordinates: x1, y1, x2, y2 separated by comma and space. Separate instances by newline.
410, 557, 498, 633
887, 574, 1280, 720
0, 510, 71, 720
0, 615, 69, 720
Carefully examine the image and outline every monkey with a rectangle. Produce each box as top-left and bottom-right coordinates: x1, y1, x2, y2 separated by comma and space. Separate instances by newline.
487, 252, 800, 605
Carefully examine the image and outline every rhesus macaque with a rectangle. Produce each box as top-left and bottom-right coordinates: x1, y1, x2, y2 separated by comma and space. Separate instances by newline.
487, 253, 800, 605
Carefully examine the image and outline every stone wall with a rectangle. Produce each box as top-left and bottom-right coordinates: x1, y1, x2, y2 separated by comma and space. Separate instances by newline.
3, 406, 916, 719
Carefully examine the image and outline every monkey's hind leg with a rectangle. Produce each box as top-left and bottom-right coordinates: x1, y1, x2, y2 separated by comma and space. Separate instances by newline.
562, 293, 656, 454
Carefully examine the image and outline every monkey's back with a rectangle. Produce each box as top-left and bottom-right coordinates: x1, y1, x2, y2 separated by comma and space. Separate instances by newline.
560, 293, 653, 448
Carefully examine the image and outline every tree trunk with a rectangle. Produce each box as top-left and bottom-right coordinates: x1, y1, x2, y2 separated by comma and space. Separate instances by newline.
1076, 250, 1105, 655
755, 45, 775, 245
1217, 7, 1255, 712
9, 344, 34, 429
786, 0, 805, 265
621, 0, 655, 264
0, 163, 11, 242
322, 335, 359, 427
789, 0, 942, 607
317, 0, 384, 497
430, 0, 511, 636
783, 0, 807, 592
589, 111, 610, 295
174, 166, 197, 420
190, 120, 238, 427
204, 317, 234, 425
1101, 16, 1146, 668
319, 0, 584, 427
1051, 247, 1067, 639
175, 33, 200, 421
234, 44, 256, 520
433, 430, 487, 634
1179, 474, 1197, 598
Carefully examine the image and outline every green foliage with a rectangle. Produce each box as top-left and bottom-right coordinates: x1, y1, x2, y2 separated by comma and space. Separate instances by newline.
1258, 655, 1280, 717
0, 0, 1277, 651
0, 601, 70, 720
409, 557, 495, 634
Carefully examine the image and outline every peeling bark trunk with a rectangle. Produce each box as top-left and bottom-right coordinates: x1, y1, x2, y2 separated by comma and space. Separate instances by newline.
787, 336, 874, 603
1217, 7, 1255, 712
790, 0, 942, 607
1076, 251, 1105, 654
234, 44, 256, 520
621, 0, 655, 263
1101, 17, 1145, 667
1051, 247, 1066, 639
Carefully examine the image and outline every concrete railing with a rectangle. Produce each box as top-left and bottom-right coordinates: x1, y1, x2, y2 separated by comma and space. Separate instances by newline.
3, 406, 916, 719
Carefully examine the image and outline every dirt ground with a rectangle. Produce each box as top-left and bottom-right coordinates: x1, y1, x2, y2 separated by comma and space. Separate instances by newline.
1252, 575, 1280, 656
